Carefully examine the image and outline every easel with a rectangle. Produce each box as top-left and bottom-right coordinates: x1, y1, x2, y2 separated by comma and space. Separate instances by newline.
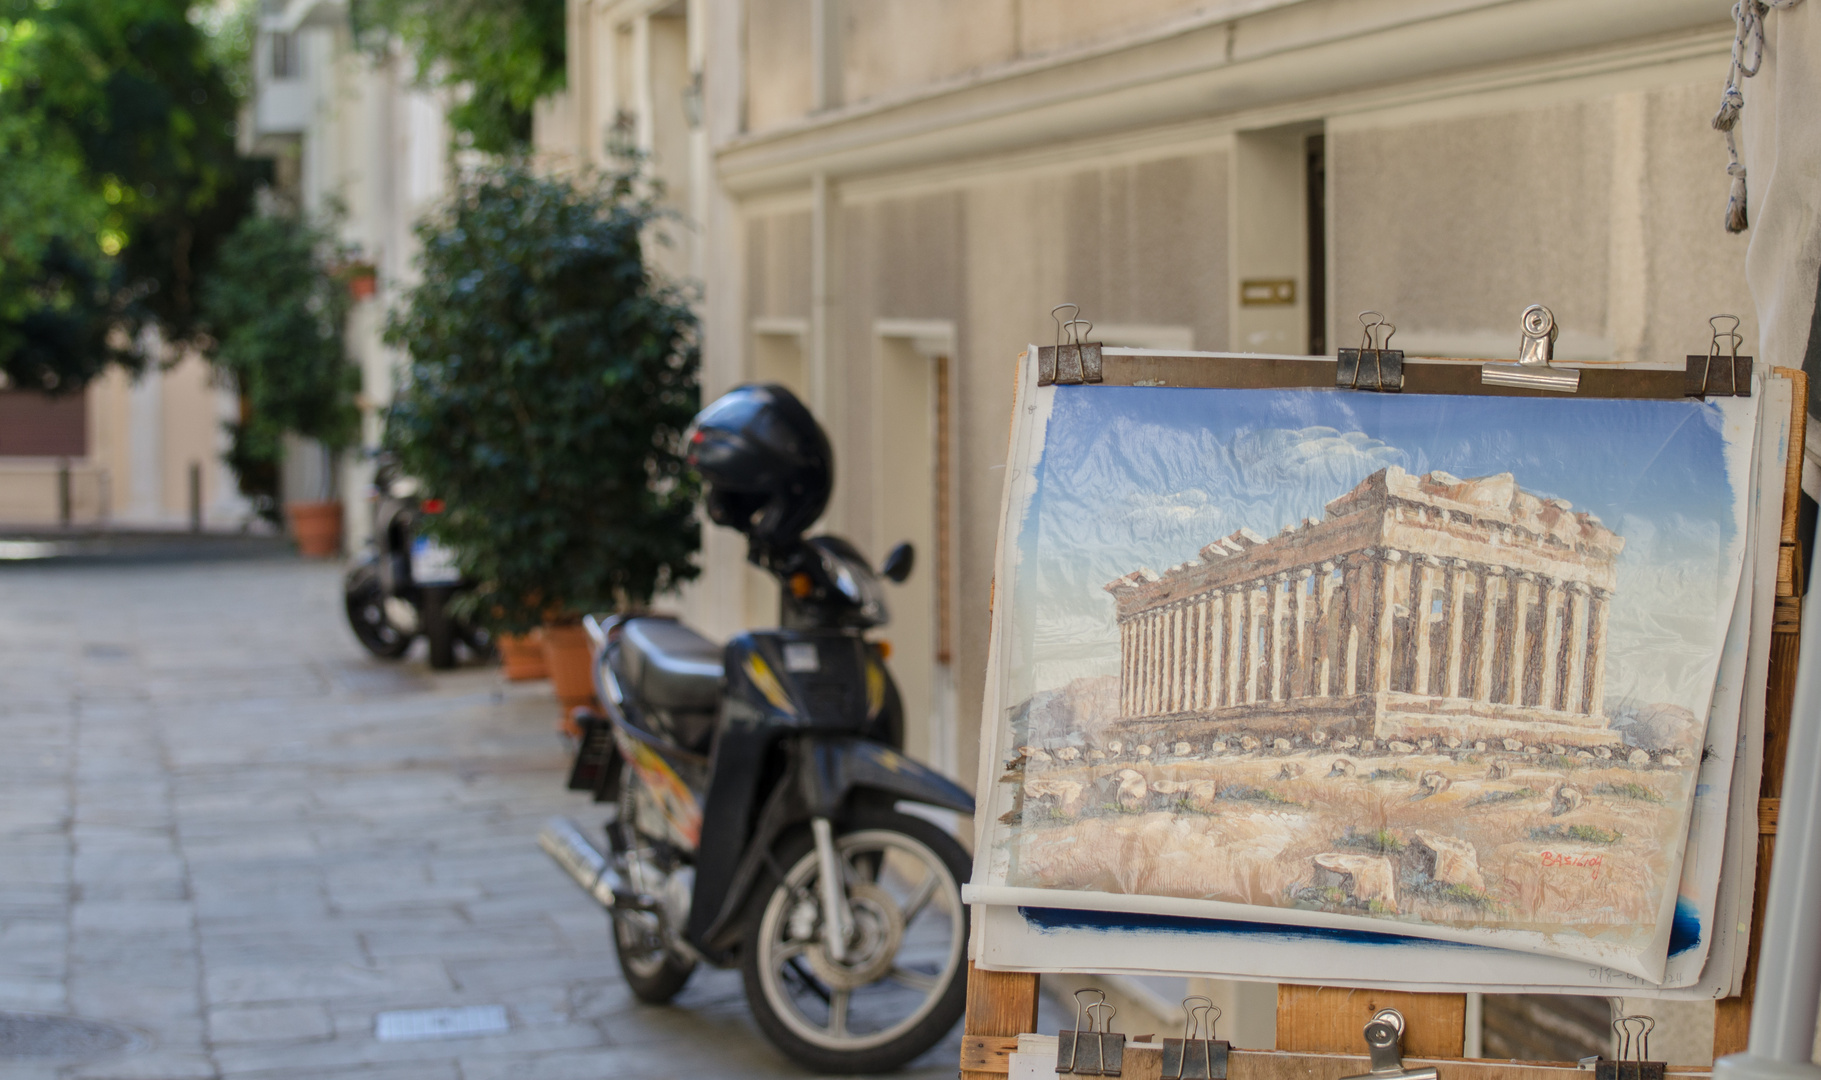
960, 329, 1809, 1080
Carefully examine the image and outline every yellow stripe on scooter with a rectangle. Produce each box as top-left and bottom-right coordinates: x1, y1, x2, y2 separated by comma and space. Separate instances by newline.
744, 653, 796, 716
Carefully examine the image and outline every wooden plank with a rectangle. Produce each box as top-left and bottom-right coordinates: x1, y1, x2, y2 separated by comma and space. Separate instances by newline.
1275, 986, 1464, 1058
1713, 628, 1803, 1059
1100, 353, 1695, 399
963, 964, 1041, 1080
1759, 798, 1779, 835
961, 1034, 1021, 1073
1226, 1048, 1708, 1080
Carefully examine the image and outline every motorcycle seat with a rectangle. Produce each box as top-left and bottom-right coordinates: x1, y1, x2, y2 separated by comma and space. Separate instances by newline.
620, 618, 724, 712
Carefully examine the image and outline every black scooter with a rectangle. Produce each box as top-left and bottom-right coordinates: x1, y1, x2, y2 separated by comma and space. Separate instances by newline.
342, 455, 488, 669
541, 385, 974, 1074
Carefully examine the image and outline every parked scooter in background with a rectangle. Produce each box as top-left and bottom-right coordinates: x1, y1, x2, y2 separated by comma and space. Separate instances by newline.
343, 454, 489, 668
542, 384, 972, 1074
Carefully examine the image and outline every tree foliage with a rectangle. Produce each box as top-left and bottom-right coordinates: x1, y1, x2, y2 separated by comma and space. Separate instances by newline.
200, 209, 360, 518
385, 162, 700, 631
0, 0, 263, 392
351, 0, 564, 154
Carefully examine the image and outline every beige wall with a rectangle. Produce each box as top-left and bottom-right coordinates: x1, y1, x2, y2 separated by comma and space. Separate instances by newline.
0, 353, 239, 529
1331, 82, 1756, 363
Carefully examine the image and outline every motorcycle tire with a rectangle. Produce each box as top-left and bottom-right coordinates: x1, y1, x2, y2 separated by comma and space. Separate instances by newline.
740, 806, 970, 1074
611, 908, 697, 1004
609, 786, 696, 1002
343, 565, 412, 659
421, 588, 458, 670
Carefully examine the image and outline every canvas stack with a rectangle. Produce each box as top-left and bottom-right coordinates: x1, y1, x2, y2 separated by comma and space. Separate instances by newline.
965, 347, 1793, 998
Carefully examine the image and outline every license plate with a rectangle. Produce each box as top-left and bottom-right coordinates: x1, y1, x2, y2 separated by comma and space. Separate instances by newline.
411, 537, 461, 584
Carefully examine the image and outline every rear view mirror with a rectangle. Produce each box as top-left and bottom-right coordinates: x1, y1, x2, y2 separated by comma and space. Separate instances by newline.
881, 542, 914, 583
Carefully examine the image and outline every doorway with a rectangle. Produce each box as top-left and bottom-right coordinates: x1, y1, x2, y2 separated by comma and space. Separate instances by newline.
874, 320, 958, 779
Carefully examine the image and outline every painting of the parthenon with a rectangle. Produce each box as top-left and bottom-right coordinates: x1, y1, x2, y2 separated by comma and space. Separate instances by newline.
1104, 466, 1625, 748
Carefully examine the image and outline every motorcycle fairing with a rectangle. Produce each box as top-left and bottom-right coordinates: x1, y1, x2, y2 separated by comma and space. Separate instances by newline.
683, 632, 971, 957
803, 738, 974, 817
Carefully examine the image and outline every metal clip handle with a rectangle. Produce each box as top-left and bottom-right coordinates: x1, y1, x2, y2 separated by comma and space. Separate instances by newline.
1337, 311, 1404, 392
1338, 1008, 1438, 1080
1482, 304, 1580, 392
1686, 314, 1753, 398
1039, 303, 1105, 386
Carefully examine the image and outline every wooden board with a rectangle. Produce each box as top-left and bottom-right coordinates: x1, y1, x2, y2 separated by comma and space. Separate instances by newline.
1094, 353, 1699, 400
959, 1038, 1711, 1080
1276, 987, 1464, 1057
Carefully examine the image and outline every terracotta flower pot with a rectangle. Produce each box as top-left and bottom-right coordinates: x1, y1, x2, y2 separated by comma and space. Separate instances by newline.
541, 621, 600, 733
497, 631, 549, 681
286, 500, 344, 558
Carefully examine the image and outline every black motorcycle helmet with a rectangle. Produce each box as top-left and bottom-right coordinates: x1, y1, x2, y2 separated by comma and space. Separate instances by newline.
687, 384, 833, 548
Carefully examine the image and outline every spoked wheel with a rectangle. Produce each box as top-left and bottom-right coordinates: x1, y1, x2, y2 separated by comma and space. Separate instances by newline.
343, 566, 411, 659
741, 807, 969, 1073
608, 786, 695, 1003
612, 905, 696, 1003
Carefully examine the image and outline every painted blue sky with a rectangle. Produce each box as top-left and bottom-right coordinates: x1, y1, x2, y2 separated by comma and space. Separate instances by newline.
1009, 386, 1746, 712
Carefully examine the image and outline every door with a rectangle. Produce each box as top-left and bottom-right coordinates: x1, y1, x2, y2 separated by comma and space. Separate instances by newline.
876, 333, 955, 777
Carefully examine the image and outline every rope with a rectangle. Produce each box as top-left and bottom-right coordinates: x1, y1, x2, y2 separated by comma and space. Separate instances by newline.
1713, 0, 1804, 233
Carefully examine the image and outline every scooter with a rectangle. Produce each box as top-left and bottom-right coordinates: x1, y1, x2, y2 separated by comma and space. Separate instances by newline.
342, 454, 488, 669
540, 384, 974, 1074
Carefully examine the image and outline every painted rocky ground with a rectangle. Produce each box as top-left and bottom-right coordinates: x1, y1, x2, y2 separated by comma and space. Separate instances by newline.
998, 732, 1696, 934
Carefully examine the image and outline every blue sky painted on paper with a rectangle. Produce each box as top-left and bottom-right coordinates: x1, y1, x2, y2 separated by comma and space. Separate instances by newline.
1009, 386, 1741, 710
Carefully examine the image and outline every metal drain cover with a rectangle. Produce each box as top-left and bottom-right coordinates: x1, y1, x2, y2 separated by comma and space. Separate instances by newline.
0, 1012, 139, 1059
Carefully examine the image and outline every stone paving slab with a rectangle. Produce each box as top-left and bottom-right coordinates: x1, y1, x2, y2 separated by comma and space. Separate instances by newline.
0, 559, 987, 1078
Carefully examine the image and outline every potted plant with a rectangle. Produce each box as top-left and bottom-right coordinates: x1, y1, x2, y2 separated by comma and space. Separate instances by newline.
202, 208, 360, 552
384, 161, 700, 718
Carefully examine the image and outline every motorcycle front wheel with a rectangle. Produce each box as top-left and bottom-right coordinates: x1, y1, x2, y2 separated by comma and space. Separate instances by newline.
343, 565, 412, 659
741, 806, 969, 1074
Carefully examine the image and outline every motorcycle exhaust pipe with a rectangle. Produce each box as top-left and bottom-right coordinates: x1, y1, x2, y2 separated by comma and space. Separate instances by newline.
539, 817, 638, 911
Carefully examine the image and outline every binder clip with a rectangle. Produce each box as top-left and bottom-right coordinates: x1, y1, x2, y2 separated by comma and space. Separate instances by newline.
1338, 1008, 1438, 1080
1056, 988, 1124, 1077
1162, 996, 1228, 1080
1337, 311, 1403, 392
1595, 1014, 1666, 1080
1039, 304, 1104, 386
1482, 304, 1580, 393
1686, 315, 1752, 398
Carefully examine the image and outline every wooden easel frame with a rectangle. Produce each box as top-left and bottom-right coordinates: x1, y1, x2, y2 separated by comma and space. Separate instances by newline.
959, 352, 1809, 1080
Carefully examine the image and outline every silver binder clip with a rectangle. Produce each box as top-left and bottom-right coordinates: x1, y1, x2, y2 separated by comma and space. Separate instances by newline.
1057, 989, 1124, 1077
1686, 314, 1752, 399
1039, 304, 1105, 387
1338, 1009, 1438, 1080
1482, 304, 1580, 393
1162, 997, 1228, 1080
1336, 311, 1403, 392
1596, 1014, 1665, 1080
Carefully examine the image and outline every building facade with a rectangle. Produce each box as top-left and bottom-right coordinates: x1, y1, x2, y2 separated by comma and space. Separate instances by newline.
248, 0, 452, 548
1106, 467, 1623, 747
537, 0, 1759, 813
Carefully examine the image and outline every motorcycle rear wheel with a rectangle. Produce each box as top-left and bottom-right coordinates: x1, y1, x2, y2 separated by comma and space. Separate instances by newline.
740, 807, 969, 1074
609, 786, 696, 1003
612, 907, 697, 1004
344, 566, 412, 659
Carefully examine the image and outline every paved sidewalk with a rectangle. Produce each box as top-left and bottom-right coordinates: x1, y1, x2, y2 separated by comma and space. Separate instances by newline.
0, 559, 970, 1079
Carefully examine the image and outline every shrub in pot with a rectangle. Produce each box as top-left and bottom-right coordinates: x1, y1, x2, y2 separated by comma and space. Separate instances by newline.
201, 209, 360, 549
384, 162, 700, 711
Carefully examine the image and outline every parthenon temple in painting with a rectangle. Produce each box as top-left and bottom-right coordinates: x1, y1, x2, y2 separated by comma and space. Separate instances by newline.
1103, 466, 1626, 747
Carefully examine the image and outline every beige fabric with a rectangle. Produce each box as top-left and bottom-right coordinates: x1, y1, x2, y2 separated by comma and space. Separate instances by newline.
1739, 5, 1821, 490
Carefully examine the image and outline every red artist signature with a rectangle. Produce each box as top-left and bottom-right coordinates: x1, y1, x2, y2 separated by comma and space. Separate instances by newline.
1541, 851, 1603, 869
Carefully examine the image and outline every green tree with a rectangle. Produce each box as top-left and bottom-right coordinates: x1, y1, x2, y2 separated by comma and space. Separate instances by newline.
350, 0, 564, 154
0, 0, 263, 392
385, 162, 700, 631
200, 210, 361, 520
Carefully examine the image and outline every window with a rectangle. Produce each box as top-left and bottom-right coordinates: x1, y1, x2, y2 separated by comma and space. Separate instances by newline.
0, 390, 87, 457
